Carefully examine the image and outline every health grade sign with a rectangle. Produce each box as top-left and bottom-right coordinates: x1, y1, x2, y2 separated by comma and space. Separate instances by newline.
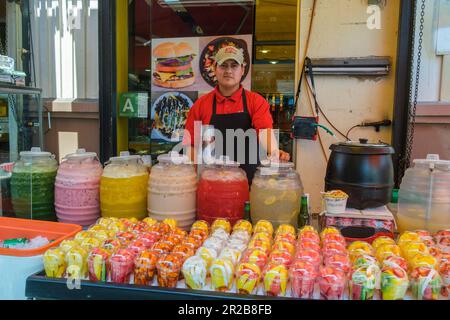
119, 92, 149, 118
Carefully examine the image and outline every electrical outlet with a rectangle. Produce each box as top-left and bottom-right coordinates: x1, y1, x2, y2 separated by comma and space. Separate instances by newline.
292, 116, 319, 141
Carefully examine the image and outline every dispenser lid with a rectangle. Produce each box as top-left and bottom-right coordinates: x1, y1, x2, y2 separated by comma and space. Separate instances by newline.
19, 147, 52, 158
0, 169, 11, 179
213, 156, 240, 167
330, 139, 395, 155
109, 151, 142, 162
65, 149, 98, 160
260, 159, 295, 169
157, 151, 191, 165
415, 154, 450, 171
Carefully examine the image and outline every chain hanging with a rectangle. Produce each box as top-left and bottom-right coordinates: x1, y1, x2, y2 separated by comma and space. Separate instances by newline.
400, 0, 426, 182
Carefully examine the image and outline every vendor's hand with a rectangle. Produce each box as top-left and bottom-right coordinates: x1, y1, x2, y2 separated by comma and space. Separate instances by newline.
270, 149, 291, 162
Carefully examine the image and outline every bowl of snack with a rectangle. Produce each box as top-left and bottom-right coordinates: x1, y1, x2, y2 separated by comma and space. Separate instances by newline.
322, 190, 349, 214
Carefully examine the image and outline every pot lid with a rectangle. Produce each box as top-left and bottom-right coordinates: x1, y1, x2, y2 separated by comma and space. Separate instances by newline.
157, 151, 191, 165
65, 148, 97, 160
20, 147, 52, 158
109, 151, 142, 162
330, 139, 395, 155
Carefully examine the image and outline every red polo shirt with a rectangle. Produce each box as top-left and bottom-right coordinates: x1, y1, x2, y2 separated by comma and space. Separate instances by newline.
182, 87, 273, 146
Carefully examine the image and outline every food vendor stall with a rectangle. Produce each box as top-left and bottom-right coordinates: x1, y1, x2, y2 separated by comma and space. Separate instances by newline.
0, 0, 448, 303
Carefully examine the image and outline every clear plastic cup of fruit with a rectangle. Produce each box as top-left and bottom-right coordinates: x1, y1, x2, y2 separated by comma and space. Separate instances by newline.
410, 266, 442, 300
134, 250, 159, 285
290, 260, 318, 299
156, 253, 182, 288
324, 253, 351, 276
318, 266, 346, 300
295, 249, 322, 271
182, 255, 208, 290
349, 264, 380, 301
380, 265, 409, 300
109, 248, 135, 284
87, 247, 110, 282
439, 261, 450, 297
263, 263, 289, 297
236, 262, 262, 295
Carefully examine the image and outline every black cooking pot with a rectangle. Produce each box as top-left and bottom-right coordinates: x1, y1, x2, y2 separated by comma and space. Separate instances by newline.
325, 139, 395, 210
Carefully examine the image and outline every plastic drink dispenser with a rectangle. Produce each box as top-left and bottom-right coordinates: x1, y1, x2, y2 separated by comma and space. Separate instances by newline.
10, 148, 58, 221
55, 149, 103, 226
250, 161, 303, 229
100, 152, 149, 219
197, 157, 249, 225
398, 154, 450, 233
148, 152, 197, 230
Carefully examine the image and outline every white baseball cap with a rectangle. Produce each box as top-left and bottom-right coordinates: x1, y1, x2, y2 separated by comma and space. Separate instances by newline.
214, 46, 245, 66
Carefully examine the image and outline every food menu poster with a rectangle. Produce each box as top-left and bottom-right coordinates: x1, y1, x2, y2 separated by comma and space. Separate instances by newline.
150, 35, 253, 143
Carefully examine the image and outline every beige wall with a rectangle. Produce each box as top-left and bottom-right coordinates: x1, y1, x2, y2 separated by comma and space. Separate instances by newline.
43, 99, 100, 163
296, 0, 400, 212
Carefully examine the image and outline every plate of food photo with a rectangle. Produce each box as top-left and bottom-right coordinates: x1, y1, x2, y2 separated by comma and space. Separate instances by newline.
200, 37, 251, 88
151, 92, 194, 142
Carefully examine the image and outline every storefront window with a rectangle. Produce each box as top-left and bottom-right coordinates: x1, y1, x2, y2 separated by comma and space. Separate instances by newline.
0, 1, 45, 218
127, 0, 297, 160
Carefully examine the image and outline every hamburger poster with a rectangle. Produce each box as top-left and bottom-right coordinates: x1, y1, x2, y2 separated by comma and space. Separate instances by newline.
150, 34, 253, 142
151, 34, 253, 92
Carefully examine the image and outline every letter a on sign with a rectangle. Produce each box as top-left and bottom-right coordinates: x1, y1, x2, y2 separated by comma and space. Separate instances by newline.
123, 98, 135, 113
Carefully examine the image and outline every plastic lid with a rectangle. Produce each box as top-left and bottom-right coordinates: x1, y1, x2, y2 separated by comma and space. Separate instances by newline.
109, 151, 142, 162
413, 154, 440, 165
413, 154, 450, 170
213, 156, 240, 167
0, 169, 11, 178
330, 139, 395, 155
260, 159, 295, 169
64, 148, 97, 160
157, 151, 191, 165
19, 147, 52, 158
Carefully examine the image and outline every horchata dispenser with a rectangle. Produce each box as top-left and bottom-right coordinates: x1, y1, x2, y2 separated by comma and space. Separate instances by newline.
147, 152, 197, 230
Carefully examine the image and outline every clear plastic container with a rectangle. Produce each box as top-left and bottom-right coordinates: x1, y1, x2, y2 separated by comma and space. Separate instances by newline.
197, 157, 249, 225
398, 154, 450, 233
55, 149, 103, 226
109, 248, 135, 284
0, 55, 14, 74
10, 148, 58, 221
263, 263, 289, 297
182, 255, 207, 290
318, 266, 346, 300
156, 253, 182, 288
250, 161, 303, 229
236, 262, 261, 295
290, 260, 318, 299
100, 152, 149, 219
148, 152, 197, 230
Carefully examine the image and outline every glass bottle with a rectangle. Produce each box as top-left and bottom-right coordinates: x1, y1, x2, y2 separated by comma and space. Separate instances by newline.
298, 195, 310, 228
244, 201, 251, 222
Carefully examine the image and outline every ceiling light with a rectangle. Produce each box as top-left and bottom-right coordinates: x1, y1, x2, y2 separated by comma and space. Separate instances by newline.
270, 61, 278, 64
260, 49, 270, 54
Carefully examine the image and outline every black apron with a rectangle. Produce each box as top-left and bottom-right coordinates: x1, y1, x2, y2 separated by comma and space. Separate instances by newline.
210, 89, 259, 186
